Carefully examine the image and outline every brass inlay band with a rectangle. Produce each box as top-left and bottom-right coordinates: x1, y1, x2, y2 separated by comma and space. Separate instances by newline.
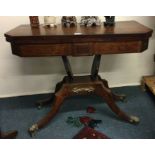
72, 86, 95, 94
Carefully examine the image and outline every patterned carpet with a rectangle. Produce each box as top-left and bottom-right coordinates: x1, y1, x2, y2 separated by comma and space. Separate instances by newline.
0, 86, 155, 139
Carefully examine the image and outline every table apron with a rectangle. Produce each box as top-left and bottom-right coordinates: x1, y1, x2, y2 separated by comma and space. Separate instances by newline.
11, 40, 149, 57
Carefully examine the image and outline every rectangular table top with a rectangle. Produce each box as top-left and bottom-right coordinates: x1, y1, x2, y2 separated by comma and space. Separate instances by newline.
5, 21, 152, 38
4, 21, 153, 57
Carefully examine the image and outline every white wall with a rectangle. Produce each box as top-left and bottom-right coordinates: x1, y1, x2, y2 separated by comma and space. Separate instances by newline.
0, 16, 155, 97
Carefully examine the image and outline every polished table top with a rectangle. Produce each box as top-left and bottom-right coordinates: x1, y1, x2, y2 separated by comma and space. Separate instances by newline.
4, 21, 153, 57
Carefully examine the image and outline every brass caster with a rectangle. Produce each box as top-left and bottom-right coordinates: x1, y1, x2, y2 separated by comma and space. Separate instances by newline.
36, 102, 43, 110
36, 97, 54, 110
37, 104, 42, 110
28, 124, 39, 137
114, 94, 127, 102
129, 115, 140, 124
118, 94, 126, 102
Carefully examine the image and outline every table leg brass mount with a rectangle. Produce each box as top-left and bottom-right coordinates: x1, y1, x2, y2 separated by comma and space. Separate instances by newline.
28, 55, 140, 137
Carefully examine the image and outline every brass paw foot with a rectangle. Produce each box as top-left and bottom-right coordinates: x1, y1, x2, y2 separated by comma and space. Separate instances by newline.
28, 124, 39, 137
114, 94, 127, 102
118, 94, 126, 102
129, 115, 140, 124
36, 100, 48, 109
36, 102, 43, 109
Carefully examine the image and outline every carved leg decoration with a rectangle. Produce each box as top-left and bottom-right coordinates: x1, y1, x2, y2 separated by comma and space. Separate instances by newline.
95, 83, 139, 124
28, 88, 68, 137
0, 130, 18, 139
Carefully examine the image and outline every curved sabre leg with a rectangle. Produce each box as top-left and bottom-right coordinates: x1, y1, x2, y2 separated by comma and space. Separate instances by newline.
28, 92, 66, 137
95, 84, 139, 124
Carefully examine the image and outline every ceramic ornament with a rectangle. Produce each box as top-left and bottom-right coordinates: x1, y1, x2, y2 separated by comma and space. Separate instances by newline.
61, 16, 77, 27
80, 16, 101, 27
44, 16, 57, 28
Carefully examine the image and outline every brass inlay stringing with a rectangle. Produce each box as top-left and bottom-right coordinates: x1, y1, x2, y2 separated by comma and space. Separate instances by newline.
72, 86, 95, 94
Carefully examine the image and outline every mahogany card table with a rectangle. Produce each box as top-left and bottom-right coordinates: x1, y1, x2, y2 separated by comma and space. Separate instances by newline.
5, 21, 153, 136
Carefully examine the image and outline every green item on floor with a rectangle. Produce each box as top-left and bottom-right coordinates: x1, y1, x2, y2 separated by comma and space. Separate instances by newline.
66, 116, 83, 128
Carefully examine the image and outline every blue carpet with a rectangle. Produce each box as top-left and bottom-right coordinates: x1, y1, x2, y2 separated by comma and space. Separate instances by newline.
0, 86, 155, 139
